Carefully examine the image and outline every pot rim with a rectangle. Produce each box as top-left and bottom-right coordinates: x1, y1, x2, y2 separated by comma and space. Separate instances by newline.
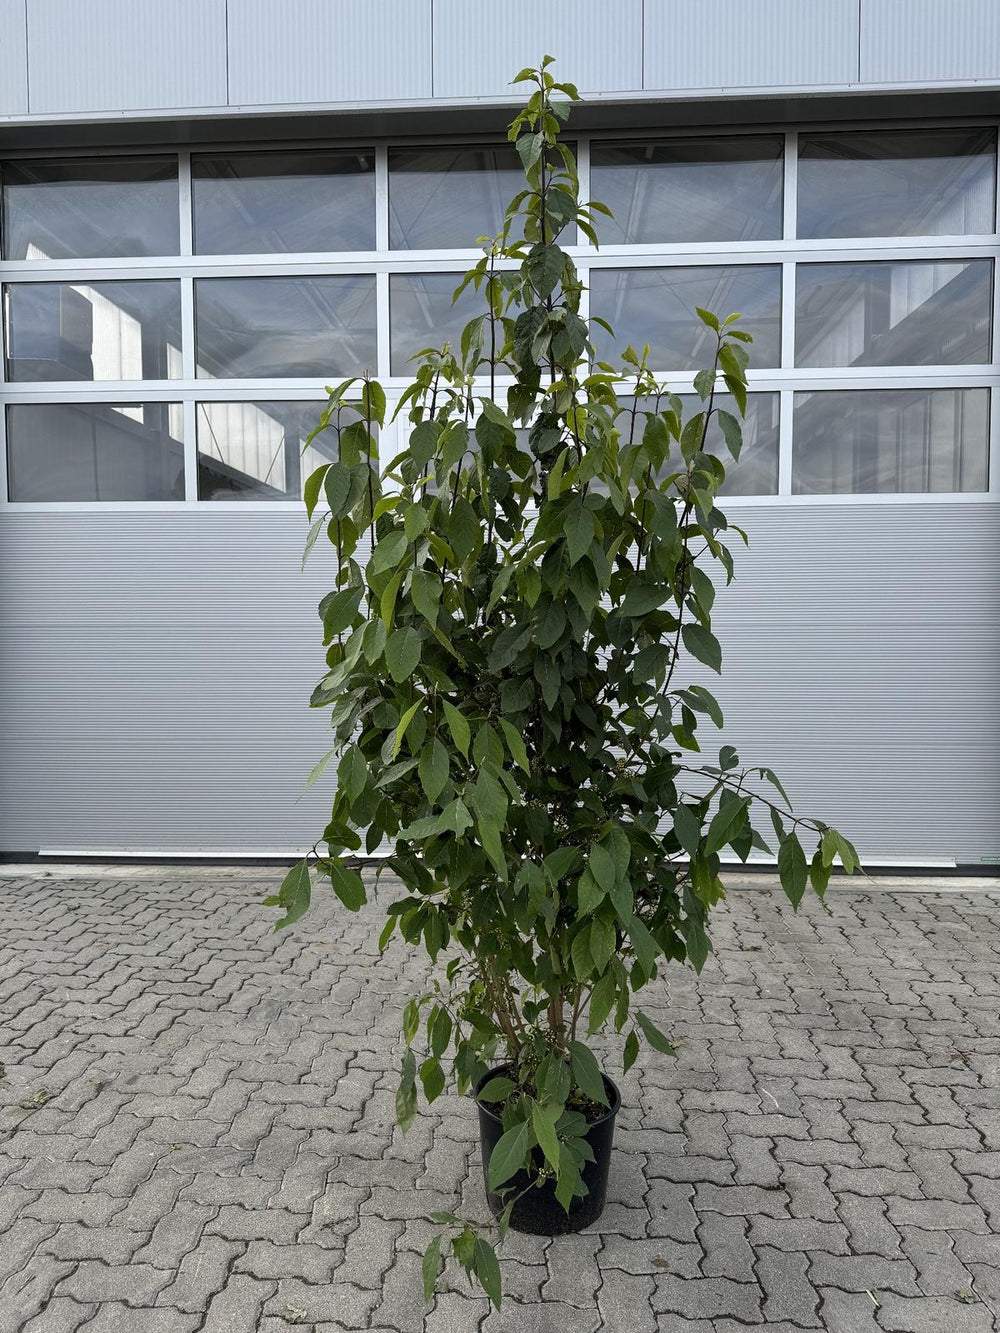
474, 1059, 622, 1130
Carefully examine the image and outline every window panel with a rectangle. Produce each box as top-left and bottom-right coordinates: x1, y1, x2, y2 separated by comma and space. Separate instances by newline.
5, 280, 182, 382
589, 266, 781, 371
2, 157, 179, 260
389, 273, 486, 375
197, 400, 343, 501
389, 145, 532, 249
792, 388, 989, 495
194, 276, 377, 379
591, 136, 783, 245
795, 259, 993, 368
6, 402, 184, 501
797, 128, 997, 239
192, 150, 376, 255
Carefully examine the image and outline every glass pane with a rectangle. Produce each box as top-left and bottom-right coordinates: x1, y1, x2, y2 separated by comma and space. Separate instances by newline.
590, 266, 781, 371
197, 400, 344, 501
797, 128, 997, 239
389, 145, 531, 249
194, 276, 376, 379
192, 150, 375, 254
2, 156, 179, 260
6, 402, 184, 501
620, 392, 779, 496
389, 273, 486, 374
796, 259, 993, 368
5, 280, 182, 382
591, 136, 783, 244
793, 388, 989, 494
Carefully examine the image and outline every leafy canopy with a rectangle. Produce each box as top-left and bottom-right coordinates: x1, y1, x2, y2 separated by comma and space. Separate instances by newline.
267, 56, 861, 1306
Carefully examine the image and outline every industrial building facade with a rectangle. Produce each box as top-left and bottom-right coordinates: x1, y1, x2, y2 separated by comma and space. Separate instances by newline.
0, 1, 997, 866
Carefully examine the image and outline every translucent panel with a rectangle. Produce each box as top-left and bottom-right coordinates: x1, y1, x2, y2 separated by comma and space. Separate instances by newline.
620, 392, 779, 496
792, 388, 989, 495
194, 276, 377, 379
797, 128, 997, 239
5, 280, 182, 382
192, 150, 376, 255
591, 136, 783, 244
2, 156, 179, 260
6, 402, 184, 501
197, 400, 345, 501
389, 145, 531, 249
389, 273, 486, 375
795, 259, 993, 368
589, 266, 782, 371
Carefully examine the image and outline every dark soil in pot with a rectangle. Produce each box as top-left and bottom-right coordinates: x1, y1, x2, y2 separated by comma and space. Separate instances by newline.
475, 1062, 621, 1236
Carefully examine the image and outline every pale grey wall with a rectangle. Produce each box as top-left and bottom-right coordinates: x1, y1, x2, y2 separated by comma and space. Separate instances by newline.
2, 0, 999, 122
2, 506, 997, 862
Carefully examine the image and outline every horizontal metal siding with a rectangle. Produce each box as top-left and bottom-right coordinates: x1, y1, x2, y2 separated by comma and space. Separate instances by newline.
644, 0, 860, 90
227, 0, 432, 107
25, 0, 228, 114
1, 504, 998, 861
861, 0, 1000, 83
0, 0, 28, 115
431, 0, 642, 98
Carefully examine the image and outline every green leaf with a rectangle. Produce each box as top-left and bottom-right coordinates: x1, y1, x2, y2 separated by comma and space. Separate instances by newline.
402, 997, 420, 1045
272, 857, 312, 930
568, 1040, 610, 1107
323, 461, 352, 516
704, 796, 750, 855
809, 847, 831, 897
563, 499, 596, 566
589, 842, 617, 894
419, 1056, 445, 1102
301, 514, 324, 570
473, 1237, 502, 1310
621, 580, 667, 617
478, 1076, 514, 1103
304, 464, 329, 520
418, 738, 449, 804
778, 832, 808, 908
681, 623, 723, 674
393, 701, 421, 758
673, 803, 702, 857
422, 1234, 442, 1303
693, 367, 716, 400
321, 586, 364, 639
488, 1122, 529, 1192
759, 766, 792, 806
636, 1011, 677, 1056
717, 410, 743, 460
587, 972, 616, 1034
329, 859, 366, 911
410, 568, 441, 626
396, 1049, 417, 1131
338, 744, 368, 803
695, 306, 720, 331
443, 701, 470, 759
687, 684, 724, 728
623, 1030, 640, 1074
532, 1101, 561, 1171
571, 924, 593, 980
369, 530, 407, 578
498, 718, 530, 773
386, 627, 421, 683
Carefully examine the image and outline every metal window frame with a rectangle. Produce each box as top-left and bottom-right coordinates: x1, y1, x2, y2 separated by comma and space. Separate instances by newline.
1, 118, 997, 511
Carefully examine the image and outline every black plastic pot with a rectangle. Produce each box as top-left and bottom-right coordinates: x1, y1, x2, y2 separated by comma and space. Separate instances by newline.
475, 1062, 621, 1235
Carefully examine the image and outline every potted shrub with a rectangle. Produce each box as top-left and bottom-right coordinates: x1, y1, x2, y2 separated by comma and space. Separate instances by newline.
268, 60, 860, 1308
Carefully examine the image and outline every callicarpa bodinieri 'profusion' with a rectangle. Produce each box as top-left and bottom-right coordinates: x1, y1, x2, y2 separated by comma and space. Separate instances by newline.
267, 59, 861, 1307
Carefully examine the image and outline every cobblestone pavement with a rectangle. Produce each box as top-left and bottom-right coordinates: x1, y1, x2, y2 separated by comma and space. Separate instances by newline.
1, 865, 999, 1333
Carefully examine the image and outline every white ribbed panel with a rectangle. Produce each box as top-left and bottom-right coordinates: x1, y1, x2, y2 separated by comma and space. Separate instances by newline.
0, 504, 997, 860
431, 0, 642, 98
0, 0, 28, 114
227, 0, 432, 107
25, 0, 228, 114
861, 0, 1000, 83
644, 0, 860, 90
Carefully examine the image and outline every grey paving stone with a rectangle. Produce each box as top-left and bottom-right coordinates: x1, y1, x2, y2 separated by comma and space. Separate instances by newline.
816, 1287, 881, 1332
3, 870, 1000, 1332
875, 1293, 996, 1332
